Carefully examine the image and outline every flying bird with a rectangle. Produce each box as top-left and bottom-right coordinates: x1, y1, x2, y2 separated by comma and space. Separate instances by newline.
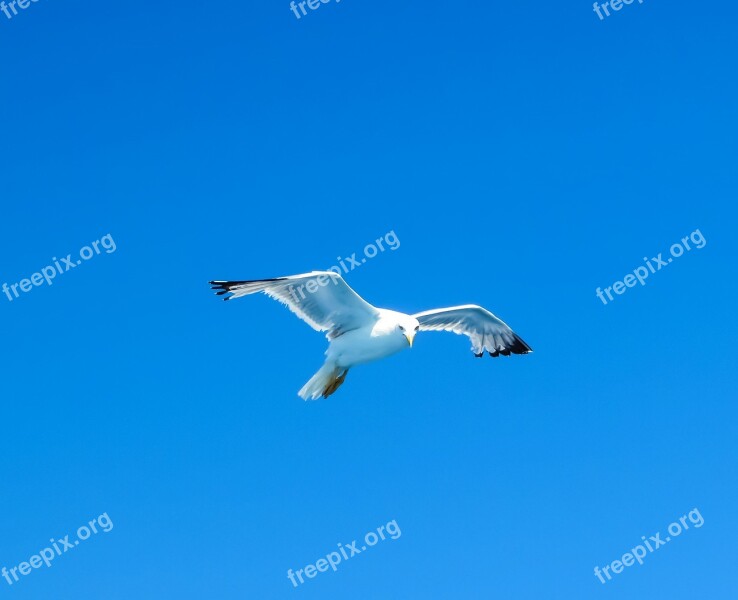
209, 271, 532, 400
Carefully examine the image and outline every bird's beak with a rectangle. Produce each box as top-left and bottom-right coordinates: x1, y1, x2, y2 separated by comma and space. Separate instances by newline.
404, 332, 415, 347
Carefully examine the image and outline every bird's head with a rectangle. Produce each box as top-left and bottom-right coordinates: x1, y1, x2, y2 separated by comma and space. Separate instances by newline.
396, 316, 420, 348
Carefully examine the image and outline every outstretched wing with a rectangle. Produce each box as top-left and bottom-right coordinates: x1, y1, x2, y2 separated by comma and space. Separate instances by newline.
209, 271, 380, 339
413, 304, 532, 357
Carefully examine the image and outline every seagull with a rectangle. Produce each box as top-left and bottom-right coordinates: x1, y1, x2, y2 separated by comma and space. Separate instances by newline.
209, 271, 532, 400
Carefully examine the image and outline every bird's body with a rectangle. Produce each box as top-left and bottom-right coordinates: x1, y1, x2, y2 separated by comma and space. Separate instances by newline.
210, 271, 532, 400
328, 309, 417, 368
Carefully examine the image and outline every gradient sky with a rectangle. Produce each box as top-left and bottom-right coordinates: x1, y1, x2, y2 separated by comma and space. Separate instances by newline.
1, 0, 737, 598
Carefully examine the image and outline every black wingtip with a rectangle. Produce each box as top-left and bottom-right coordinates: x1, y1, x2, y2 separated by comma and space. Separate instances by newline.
511, 333, 533, 355
210, 280, 234, 300
212, 277, 286, 287
485, 333, 533, 358
209, 277, 289, 297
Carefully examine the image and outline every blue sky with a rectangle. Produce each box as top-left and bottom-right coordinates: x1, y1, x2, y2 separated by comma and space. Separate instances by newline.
1, 0, 737, 598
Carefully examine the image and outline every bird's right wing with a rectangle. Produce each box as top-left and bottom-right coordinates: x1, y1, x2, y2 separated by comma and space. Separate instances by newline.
209, 271, 380, 339
413, 304, 532, 357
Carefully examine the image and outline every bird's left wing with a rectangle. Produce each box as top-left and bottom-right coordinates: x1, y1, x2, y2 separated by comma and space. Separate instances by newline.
209, 271, 380, 339
413, 304, 532, 357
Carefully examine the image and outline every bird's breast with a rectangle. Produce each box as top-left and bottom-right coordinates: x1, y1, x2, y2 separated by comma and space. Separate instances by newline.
329, 328, 407, 368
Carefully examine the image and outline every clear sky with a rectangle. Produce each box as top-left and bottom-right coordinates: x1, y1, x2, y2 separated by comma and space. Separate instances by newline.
1, 0, 737, 598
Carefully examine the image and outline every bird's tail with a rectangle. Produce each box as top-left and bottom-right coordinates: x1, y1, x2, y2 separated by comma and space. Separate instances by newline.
298, 363, 350, 401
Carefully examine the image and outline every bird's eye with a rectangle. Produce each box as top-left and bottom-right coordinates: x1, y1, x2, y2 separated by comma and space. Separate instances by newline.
399, 325, 405, 331
414, 325, 419, 332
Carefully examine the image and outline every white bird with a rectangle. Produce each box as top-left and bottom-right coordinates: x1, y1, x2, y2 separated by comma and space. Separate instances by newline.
210, 271, 532, 400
